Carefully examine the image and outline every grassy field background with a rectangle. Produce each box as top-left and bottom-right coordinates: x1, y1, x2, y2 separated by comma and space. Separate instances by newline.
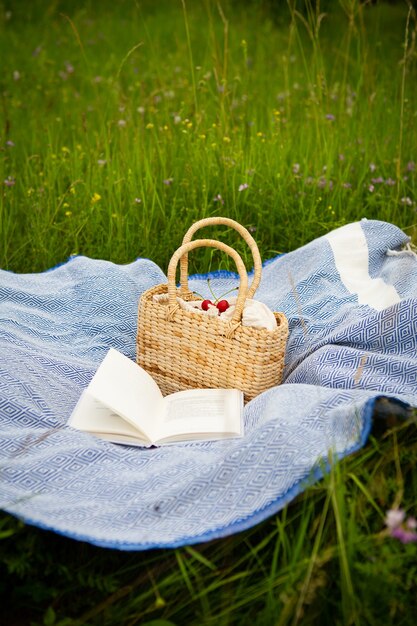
1, 0, 417, 624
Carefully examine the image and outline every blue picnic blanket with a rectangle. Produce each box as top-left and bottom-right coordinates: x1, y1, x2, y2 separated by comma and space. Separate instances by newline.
0, 219, 416, 550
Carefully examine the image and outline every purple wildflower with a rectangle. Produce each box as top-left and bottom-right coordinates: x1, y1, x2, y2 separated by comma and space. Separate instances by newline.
213, 194, 224, 205
4, 177, 16, 187
385, 508, 417, 544
391, 527, 417, 544
163, 178, 173, 186
292, 163, 300, 174
371, 177, 384, 184
406, 161, 415, 172
342, 182, 352, 189
338, 153, 345, 161
385, 177, 396, 186
368, 184, 375, 193
238, 183, 249, 192
325, 113, 335, 121
6, 140, 14, 147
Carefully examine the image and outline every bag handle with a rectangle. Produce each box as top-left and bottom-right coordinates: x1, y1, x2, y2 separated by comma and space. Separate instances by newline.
167, 239, 249, 326
179, 217, 262, 299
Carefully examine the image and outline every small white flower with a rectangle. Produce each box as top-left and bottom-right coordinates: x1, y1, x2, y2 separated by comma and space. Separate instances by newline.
385, 508, 405, 530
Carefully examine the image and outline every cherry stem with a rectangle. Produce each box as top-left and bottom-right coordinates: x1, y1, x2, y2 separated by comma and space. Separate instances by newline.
206, 279, 238, 303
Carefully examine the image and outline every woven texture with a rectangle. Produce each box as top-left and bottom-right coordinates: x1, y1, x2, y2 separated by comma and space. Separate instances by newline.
137, 218, 288, 402
1, 219, 417, 550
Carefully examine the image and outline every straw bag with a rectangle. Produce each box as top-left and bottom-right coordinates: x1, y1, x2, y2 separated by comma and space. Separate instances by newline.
136, 217, 288, 402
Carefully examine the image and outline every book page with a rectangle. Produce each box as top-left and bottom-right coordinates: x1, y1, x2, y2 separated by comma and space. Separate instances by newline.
85, 348, 164, 441
158, 388, 244, 443
69, 391, 148, 444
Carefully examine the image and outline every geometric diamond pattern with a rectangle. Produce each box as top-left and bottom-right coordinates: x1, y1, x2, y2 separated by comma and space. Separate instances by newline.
1, 220, 417, 550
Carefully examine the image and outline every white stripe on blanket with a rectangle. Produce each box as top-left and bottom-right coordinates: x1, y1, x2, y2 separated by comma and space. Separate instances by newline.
326, 221, 401, 311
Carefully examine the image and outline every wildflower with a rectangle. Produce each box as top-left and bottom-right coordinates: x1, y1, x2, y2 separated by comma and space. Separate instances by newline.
385, 177, 396, 186
93, 75, 103, 83
401, 197, 413, 206
134, 197, 142, 204
118, 119, 127, 127
292, 163, 300, 174
145, 123, 154, 130
369, 163, 377, 172
32, 45, 42, 57
342, 182, 352, 189
65, 210, 72, 217
406, 161, 415, 172
371, 176, 384, 184
368, 184, 375, 193
137, 106, 145, 114
4, 177, 16, 187
223, 136, 231, 143
213, 194, 224, 204
163, 178, 173, 186
391, 527, 417, 544
97, 159, 106, 167
91, 192, 101, 204
6, 140, 14, 147
338, 153, 345, 161
385, 508, 417, 544
173, 115, 181, 124
238, 183, 249, 192
199, 134, 206, 140
325, 113, 335, 121
13, 70, 20, 81
385, 509, 405, 529
65, 62, 74, 74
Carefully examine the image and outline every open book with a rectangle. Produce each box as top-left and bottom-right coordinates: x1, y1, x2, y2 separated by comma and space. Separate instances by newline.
68, 348, 244, 447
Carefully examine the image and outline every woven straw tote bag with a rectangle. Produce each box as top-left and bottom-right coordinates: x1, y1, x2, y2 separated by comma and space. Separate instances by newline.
136, 217, 288, 402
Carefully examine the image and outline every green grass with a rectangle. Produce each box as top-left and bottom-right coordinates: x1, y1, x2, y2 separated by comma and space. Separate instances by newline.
1, 1, 417, 624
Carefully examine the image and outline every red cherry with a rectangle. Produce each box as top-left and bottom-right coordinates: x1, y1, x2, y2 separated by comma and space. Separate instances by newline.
216, 299, 229, 313
201, 299, 212, 311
